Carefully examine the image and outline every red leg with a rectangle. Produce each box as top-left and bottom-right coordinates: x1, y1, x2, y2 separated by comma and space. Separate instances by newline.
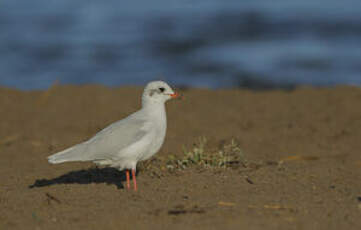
132, 169, 137, 191
126, 170, 130, 190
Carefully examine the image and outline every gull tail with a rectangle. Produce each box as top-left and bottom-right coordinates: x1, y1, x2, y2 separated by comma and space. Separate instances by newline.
47, 143, 87, 164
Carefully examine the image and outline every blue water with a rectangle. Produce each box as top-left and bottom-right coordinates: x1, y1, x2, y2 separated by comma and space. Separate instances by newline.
1, 0, 361, 89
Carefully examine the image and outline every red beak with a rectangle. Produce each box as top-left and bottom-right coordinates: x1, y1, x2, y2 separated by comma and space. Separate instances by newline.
170, 92, 179, 99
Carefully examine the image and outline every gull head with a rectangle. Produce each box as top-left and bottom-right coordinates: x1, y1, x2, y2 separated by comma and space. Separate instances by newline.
142, 81, 179, 106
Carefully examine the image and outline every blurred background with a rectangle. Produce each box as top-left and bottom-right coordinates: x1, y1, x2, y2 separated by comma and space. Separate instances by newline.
1, 0, 361, 90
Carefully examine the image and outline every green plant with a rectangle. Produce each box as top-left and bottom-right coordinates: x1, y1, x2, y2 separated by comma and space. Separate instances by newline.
166, 137, 246, 170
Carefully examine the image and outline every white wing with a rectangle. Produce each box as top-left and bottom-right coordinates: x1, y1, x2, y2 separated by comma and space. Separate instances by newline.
48, 110, 148, 163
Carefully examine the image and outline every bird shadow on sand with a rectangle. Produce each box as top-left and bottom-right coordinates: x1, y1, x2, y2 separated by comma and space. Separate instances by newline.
29, 167, 127, 189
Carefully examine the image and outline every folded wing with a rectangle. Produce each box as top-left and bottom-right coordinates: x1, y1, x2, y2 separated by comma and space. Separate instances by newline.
48, 112, 147, 164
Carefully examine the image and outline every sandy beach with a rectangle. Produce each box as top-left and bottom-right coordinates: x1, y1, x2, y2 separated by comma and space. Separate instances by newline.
0, 85, 360, 229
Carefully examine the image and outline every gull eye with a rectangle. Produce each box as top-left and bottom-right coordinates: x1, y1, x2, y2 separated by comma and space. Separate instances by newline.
159, 87, 165, 93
